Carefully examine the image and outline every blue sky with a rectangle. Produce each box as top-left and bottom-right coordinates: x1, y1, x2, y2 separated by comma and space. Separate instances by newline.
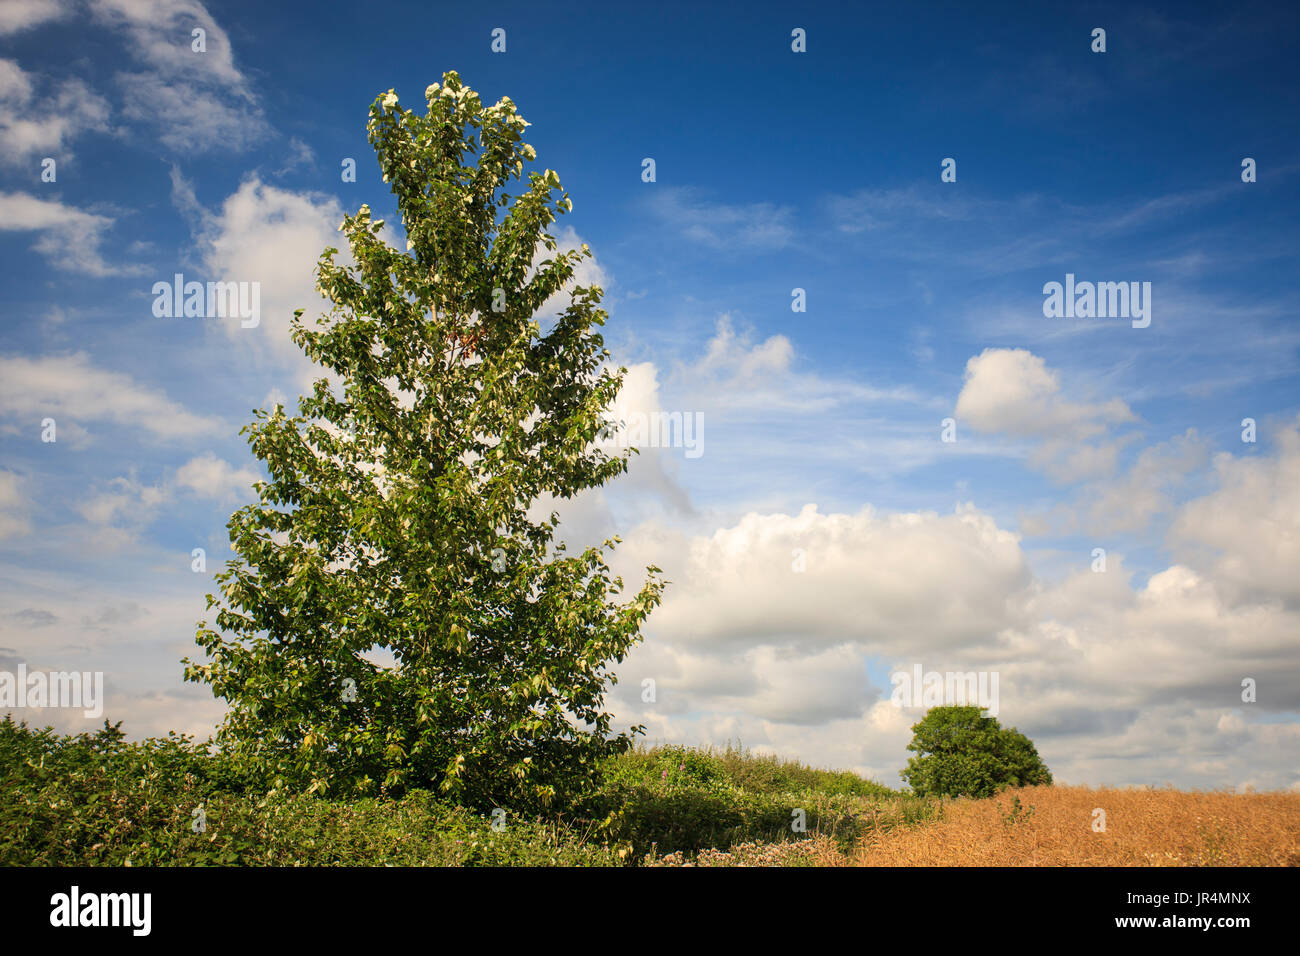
1, 0, 1298, 790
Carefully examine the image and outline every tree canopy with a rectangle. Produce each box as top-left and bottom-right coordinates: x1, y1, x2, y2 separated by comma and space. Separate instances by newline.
900, 706, 1052, 798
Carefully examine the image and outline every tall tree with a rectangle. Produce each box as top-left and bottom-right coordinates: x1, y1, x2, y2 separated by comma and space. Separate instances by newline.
184, 71, 663, 809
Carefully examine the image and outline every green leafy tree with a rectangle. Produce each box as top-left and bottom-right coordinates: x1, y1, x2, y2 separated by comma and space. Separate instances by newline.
900, 706, 1051, 798
184, 71, 664, 809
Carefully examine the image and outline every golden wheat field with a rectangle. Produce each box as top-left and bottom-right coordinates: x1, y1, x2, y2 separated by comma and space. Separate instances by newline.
840, 785, 1300, 866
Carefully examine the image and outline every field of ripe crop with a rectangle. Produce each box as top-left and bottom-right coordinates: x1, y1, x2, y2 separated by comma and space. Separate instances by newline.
848, 785, 1300, 866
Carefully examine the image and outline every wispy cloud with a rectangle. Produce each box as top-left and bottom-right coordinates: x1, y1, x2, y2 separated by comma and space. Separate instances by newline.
0, 192, 142, 276
0, 0, 71, 35
643, 186, 797, 251
0, 58, 112, 165
0, 352, 224, 440
90, 0, 267, 153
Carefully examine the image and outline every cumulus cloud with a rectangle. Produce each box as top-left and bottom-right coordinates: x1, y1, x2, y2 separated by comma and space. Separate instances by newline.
78, 474, 169, 526
681, 315, 930, 418
1024, 428, 1212, 537
619, 503, 1029, 654
955, 348, 1139, 485
593, 415, 1300, 791
174, 172, 347, 382
956, 348, 1135, 442
697, 316, 794, 386
1171, 417, 1300, 605
78, 453, 257, 535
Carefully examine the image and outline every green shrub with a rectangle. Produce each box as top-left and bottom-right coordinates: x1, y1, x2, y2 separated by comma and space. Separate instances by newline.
0, 717, 617, 866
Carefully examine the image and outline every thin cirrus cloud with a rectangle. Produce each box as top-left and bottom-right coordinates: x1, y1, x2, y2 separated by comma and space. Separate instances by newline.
642, 185, 798, 251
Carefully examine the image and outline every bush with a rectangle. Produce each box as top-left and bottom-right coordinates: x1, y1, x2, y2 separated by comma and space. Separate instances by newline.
0, 717, 618, 866
900, 706, 1052, 798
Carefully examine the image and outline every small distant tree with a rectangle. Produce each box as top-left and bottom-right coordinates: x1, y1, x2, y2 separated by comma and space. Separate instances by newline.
184, 71, 664, 809
900, 706, 1051, 798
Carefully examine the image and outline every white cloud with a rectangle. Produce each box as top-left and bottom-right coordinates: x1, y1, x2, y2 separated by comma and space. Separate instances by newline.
1083, 429, 1209, 532
698, 315, 794, 383
179, 174, 347, 382
0, 59, 33, 102
957, 348, 1135, 441
0, 0, 71, 35
0, 191, 139, 276
79, 474, 169, 525
90, 0, 247, 87
0, 352, 223, 440
615, 502, 1030, 656
1171, 417, 1300, 604
0, 470, 32, 539
685, 315, 929, 416
530, 224, 611, 320
117, 71, 264, 152
90, 0, 267, 153
175, 452, 259, 501
826, 185, 975, 233
0, 59, 112, 165
76, 452, 254, 530
955, 348, 1139, 485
